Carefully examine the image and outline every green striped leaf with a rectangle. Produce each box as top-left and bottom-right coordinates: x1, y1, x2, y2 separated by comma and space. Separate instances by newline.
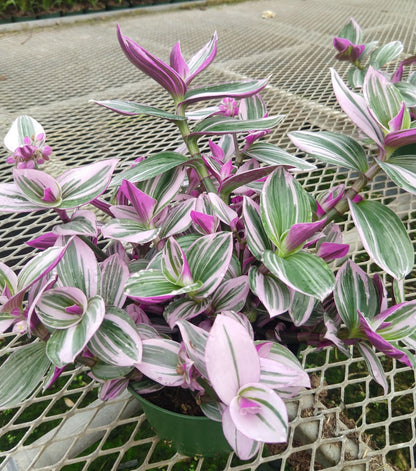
239, 94, 267, 120
89, 307, 142, 367
356, 343, 388, 394
138, 338, 183, 386
158, 198, 195, 239
110, 152, 188, 187
100, 254, 129, 308
376, 154, 416, 195
57, 237, 100, 299
36, 287, 87, 329
186, 232, 233, 298
182, 78, 269, 106
249, 266, 290, 318
91, 362, 133, 380
363, 67, 405, 130
349, 199, 414, 279
334, 260, 379, 330
164, 297, 209, 328
370, 41, 403, 68
3, 115, 42, 149
190, 115, 284, 137
93, 99, 186, 121
263, 250, 335, 301
260, 168, 311, 248
46, 296, 105, 367
58, 160, 118, 209
210, 276, 249, 313
0, 183, 46, 212
125, 269, 201, 303
101, 219, 160, 244
242, 197, 273, 260
377, 301, 416, 341
176, 320, 209, 378
13, 169, 62, 207
289, 291, 316, 327
245, 142, 316, 171
331, 68, 384, 148
205, 315, 260, 404
289, 131, 368, 172
0, 342, 51, 409
230, 383, 288, 443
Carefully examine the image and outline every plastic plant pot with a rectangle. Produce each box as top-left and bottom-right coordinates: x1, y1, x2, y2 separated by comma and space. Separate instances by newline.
129, 387, 232, 457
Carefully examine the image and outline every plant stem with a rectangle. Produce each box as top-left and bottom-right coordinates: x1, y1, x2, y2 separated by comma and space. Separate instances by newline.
323, 162, 382, 224
174, 108, 217, 194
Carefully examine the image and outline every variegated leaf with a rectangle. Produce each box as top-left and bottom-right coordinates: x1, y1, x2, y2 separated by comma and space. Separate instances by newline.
263, 250, 335, 301
125, 269, 201, 303
13, 168, 62, 207
242, 197, 273, 260
158, 198, 195, 239
260, 168, 311, 247
0, 261, 17, 295
219, 165, 277, 198
100, 254, 129, 308
363, 67, 405, 130
377, 301, 416, 341
334, 260, 379, 330
181, 78, 269, 106
57, 159, 118, 209
164, 297, 209, 328
138, 338, 183, 386
245, 142, 316, 171
210, 276, 249, 312
93, 99, 186, 120
139, 167, 186, 214
376, 154, 416, 195
289, 290, 316, 326
91, 362, 133, 380
222, 407, 261, 460
256, 341, 310, 397
230, 383, 288, 443
186, 232, 233, 298
162, 237, 192, 285
186, 31, 218, 82
349, 199, 414, 279
3, 115, 44, 151
370, 41, 403, 68
330, 68, 384, 147
249, 267, 290, 318
2, 244, 70, 313
89, 307, 142, 366
56, 237, 100, 298
190, 115, 284, 137
46, 296, 105, 367
0, 183, 50, 212
176, 320, 209, 378
205, 315, 260, 404
101, 219, 159, 244
110, 152, 188, 187
36, 287, 87, 329
207, 193, 238, 226
239, 94, 267, 120
356, 342, 388, 394
53, 210, 98, 237
0, 341, 51, 409
289, 131, 368, 173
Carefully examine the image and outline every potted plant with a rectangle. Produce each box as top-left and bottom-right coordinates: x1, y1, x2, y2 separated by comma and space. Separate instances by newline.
1, 18, 416, 460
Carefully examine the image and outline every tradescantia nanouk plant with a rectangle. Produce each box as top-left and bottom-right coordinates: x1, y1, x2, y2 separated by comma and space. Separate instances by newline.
1, 19, 416, 459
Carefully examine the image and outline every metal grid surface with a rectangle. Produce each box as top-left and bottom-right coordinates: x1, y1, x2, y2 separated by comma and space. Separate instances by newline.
1, 0, 416, 469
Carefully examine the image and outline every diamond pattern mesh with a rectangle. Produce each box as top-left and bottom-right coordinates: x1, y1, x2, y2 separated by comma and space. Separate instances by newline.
0, 0, 415, 469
